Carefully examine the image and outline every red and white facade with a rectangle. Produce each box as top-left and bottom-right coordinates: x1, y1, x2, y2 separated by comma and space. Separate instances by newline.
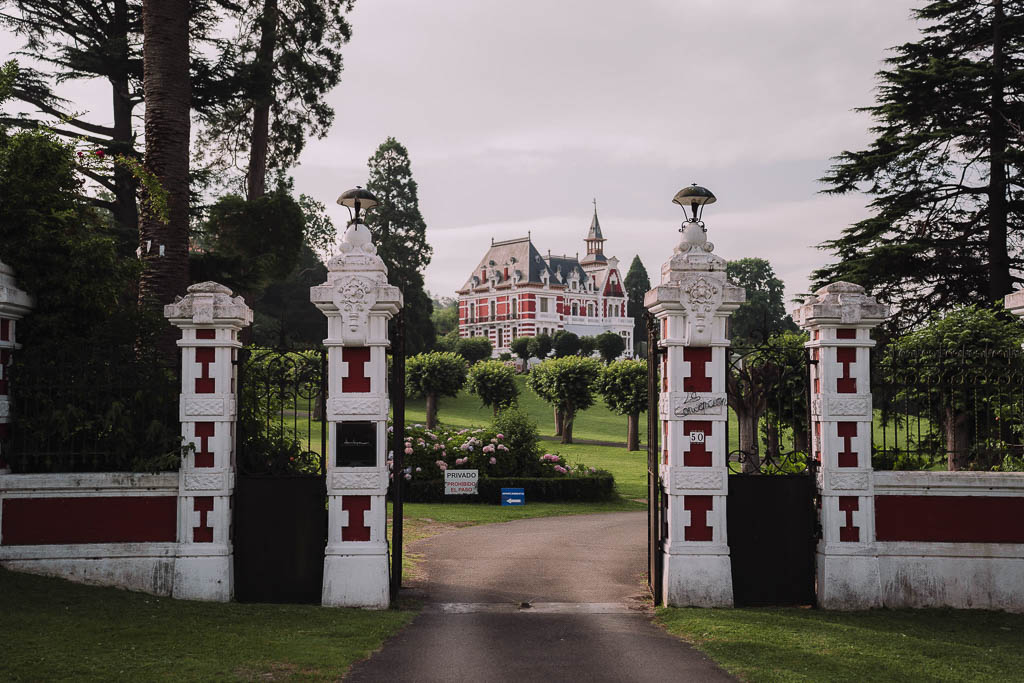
457, 209, 632, 355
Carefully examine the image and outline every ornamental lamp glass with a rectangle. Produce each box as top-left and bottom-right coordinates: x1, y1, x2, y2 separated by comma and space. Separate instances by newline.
672, 183, 716, 223
337, 186, 379, 223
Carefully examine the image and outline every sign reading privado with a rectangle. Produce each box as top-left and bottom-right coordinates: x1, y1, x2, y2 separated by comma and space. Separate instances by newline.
444, 469, 479, 495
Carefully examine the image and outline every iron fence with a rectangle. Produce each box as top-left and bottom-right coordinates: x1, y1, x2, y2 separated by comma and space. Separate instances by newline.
872, 347, 1024, 471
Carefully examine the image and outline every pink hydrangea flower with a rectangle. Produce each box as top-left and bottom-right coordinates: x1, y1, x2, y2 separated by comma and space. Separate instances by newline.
553, 465, 568, 474
436, 460, 447, 471
497, 444, 509, 452
541, 454, 560, 463
404, 447, 413, 455
489, 457, 497, 465
496, 433, 504, 439
404, 473, 412, 480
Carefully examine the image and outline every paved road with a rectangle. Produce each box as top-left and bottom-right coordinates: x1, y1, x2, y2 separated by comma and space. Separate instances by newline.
346, 512, 732, 682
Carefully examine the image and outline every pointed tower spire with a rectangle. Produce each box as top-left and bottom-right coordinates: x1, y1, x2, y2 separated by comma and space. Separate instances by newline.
582, 198, 607, 265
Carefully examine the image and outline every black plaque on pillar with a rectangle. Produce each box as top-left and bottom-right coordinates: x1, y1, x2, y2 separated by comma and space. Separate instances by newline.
336, 421, 377, 467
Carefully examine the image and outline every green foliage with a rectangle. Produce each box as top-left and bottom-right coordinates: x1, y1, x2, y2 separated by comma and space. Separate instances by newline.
552, 330, 581, 357
527, 333, 552, 360
727, 258, 797, 346
364, 137, 435, 354
406, 352, 468, 400
813, 0, 1024, 324
510, 336, 532, 362
250, 244, 328, 347
880, 306, 1024, 470
191, 189, 306, 295
0, 129, 179, 472
430, 296, 459, 337
623, 254, 651, 354
993, 454, 1024, 472
578, 335, 596, 357
597, 359, 648, 417
466, 360, 519, 413
456, 336, 493, 364
527, 356, 603, 419
402, 474, 615, 504
492, 408, 543, 474
595, 330, 627, 363
433, 329, 460, 353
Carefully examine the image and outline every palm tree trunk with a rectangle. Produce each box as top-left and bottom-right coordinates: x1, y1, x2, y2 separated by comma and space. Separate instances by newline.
246, 0, 278, 200
110, 0, 139, 246
988, 0, 1011, 302
140, 0, 191, 363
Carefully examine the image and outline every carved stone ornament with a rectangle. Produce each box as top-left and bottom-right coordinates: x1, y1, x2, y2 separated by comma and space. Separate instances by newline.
184, 472, 225, 491
327, 396, 383, 417
828, 396, 871, 417
792, 281, 889, 329
673, 469, 725, 491
827, 471, 871, 491
184, 397, 226, 417
164, 281, 253, 328
331, 471, 382, 490
683, 276, 721, 312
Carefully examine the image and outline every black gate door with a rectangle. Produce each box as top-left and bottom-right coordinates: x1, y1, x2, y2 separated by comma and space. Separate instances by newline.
726, 344, 818, 607
234, 348, 328, 604
646, 312, 664, 605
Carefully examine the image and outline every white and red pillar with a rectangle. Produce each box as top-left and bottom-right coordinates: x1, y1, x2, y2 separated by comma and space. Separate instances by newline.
794, 282, 888, 609
164, 282, 252, 601
0, 260, 34, 475
644, 219, 745, 606
311, 220, 402, 608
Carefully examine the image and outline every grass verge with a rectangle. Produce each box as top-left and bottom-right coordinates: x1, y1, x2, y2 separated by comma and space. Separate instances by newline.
656, 606, 1024, 682
0, 568, 415, 681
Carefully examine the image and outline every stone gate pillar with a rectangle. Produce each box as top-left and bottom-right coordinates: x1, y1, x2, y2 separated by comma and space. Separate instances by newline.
311, 220, 402, 609
644, 211, 745, 607
793, 282, 887, 609
165, 282, 252, 601
0, 260, 34, 475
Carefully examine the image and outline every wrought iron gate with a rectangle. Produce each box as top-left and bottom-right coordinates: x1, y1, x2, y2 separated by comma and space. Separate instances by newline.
646, 312, 664, 605
389, 311, 406, 605
725, 344, 818, 607
234, 347, 328, 603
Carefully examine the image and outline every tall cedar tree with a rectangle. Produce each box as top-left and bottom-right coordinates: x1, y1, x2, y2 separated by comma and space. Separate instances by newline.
0, 1, 229, 247
196, 0, 353, 199
140, 0, 190, 360
623, 255, 650, 355
814, 0, 1024, 330
364, 137, 435, 354
726, 258, 798, 347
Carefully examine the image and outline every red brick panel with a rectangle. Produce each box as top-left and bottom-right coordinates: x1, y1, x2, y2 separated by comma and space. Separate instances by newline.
1, 496, 177, 545
194, 422, 216, 467
836, 347, 857, 393
838, 496, 860, 542
193, 496, 214, 543
875, 495, 1024, 543
683, 347, 712, 393
837, 421, 858, 467
683, 420, 712, 467
341, 347, 371, 393
342, 495, 372, 541
195, 348, 216, 393
684, 496, 714, 541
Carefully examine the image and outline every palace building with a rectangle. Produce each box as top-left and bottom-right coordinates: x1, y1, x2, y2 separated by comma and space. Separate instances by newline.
456, 205, 633, 356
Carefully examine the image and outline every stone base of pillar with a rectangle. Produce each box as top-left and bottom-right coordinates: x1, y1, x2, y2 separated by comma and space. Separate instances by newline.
322, 546, 390, 609
663, 551, 734, 607
172, 553, 232, 602
816, 551, 881, 610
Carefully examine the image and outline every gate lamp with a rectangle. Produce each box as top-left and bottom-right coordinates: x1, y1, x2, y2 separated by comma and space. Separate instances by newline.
673, 183, 716, 225
337, 186, 379, 223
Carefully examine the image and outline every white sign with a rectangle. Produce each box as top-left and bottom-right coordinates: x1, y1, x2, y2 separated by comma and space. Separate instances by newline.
689, 431, 705, 444
444, 469, 479, 495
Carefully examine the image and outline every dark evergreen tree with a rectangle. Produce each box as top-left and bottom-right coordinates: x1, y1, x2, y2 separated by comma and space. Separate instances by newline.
727, 258, 798, 347
623, 255, 650, 355
814, 0, 1024, 330
363, 137, 435, 354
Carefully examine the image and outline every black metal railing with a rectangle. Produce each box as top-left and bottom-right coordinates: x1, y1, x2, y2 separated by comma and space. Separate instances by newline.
872, 347, 1024, 471
726, 344, 813, 475
6, 351, 179, 473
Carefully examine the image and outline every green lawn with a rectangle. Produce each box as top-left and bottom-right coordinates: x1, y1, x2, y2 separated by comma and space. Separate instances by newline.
0, 568, 414, 681
657, 606, 1024, 682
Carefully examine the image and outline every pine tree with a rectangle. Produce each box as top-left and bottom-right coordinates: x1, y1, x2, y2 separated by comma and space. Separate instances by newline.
814, 0, 1024, 330
364, 137, 435, 354
727, 258, 797, 347
623, 255, 651, 355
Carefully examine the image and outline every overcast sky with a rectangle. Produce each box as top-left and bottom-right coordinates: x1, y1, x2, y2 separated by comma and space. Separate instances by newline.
2, 0, 923, 306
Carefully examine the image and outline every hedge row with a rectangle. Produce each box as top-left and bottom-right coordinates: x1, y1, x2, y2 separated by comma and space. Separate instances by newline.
398, 474, 616, 504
